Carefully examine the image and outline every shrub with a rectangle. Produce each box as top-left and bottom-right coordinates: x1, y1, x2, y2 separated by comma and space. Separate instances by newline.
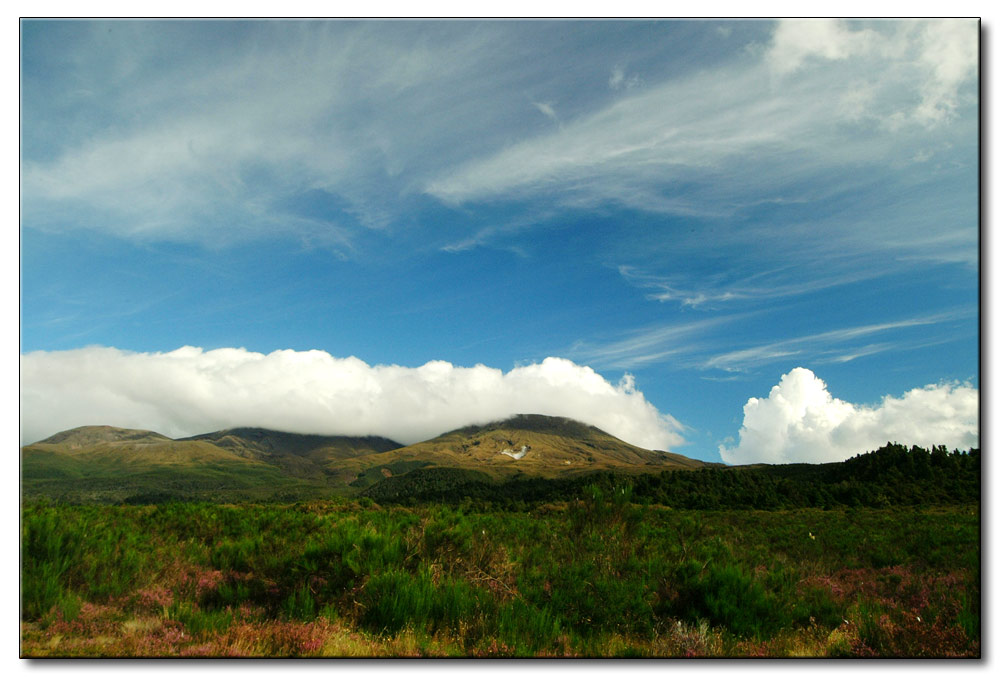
672, 561, 787, 640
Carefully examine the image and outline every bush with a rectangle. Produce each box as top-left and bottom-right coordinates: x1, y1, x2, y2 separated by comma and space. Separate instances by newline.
672, 561, 787, 640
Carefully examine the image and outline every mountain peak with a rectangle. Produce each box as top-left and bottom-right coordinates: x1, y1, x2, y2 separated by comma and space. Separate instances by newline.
449, 414, 606, 439
32, 425, 170, 447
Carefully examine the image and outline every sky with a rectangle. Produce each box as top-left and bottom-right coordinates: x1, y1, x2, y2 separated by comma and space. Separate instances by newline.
18, 18, 981, 464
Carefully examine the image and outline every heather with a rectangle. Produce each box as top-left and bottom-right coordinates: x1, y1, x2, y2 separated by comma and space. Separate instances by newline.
21, 499, 979, 657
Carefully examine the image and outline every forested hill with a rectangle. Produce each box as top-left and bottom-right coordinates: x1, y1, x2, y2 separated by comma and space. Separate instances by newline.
362, 443, 980, 509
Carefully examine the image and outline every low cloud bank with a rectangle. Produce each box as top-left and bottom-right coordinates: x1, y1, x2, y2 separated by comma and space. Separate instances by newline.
720, 367, 978, 465
19, 346, 686, 451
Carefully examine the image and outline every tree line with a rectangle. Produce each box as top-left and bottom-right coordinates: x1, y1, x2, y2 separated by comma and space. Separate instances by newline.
362, 443, 980, 509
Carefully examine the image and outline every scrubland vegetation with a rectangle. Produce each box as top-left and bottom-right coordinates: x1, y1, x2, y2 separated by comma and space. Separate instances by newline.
21, 504, 978, 656
20, 443, 980, 657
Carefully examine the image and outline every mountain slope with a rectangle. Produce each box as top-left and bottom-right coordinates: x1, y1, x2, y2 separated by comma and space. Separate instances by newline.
179, 427, 401, 459
22, 428, 292, 503
178, 428, 403, 476
21, 416, 709, 502
34, 425, 171, 448
21, 426, 401, 502
333, 414, 708, 483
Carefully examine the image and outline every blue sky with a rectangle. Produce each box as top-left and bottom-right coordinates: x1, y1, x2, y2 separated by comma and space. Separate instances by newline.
19, 19, 980, 463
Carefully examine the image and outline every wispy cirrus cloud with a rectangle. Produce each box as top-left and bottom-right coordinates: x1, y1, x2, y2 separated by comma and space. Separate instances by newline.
700, 310, 975, 373
569, 308, 975, 373
568, 315, 746, 369
21, 22, 632, 248
533, 101, 560, 125
426, 20, 976, 203
427, 19, 977, 272
608, 65, 640, 91
617, 265, 880, 310
25, 21, 758, 252
21, 19, 976, 273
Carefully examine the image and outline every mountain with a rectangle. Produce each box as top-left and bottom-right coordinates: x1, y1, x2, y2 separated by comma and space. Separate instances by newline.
179, 427, 401, 459
21, 426, 403, 503
333, 414, 709, 485
22, 426, 287, 503
35, 425, 171, 447
177, 428, 402, 476
21, 415, 708, 503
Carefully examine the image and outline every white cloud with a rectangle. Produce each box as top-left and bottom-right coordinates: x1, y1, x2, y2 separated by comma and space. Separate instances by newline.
569, 315, 740, 369
20, 22, 569, 247
533, 101, 559, 123
21, 20, 977, 271
767, 19, 977, 128
618, 264, 879, 310
19, 346, 686, 452
719, 367, 979, 465
572, 309, 972, 373
912, 20, 979, 125
766, 19, 876, 75
701, 311, 972, 372
425, 20, 977, 269
608, 66, 639, 91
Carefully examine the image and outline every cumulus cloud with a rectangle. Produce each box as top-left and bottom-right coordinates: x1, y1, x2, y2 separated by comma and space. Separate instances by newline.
19, 346, 686, 451
720, 367, 979, 465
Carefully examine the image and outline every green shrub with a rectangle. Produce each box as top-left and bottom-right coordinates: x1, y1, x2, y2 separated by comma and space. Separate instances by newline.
358, 568, 435, 636
673, 561, 786, 640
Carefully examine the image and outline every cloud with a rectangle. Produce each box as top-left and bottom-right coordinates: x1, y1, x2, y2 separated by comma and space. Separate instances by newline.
608, 66, 639, 91
21, 21, 722, 250
719, 367, 979, 465
618, 264, 878, 310
21, 20, 977, 274
766, 19, 877, 75
570, 309, 972, 373
767, 19, 978, 129
20, 22, 569, 247
425, 20, 977, 270
569, 315, 741, 369
701, 311, 973, 372
911, 20, 979, 125
19, 346, 686, 452
533, 101, 559, 124
428, 20, 977, 204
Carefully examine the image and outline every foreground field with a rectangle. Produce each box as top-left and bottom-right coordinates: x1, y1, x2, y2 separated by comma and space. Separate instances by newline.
21, 499, 979, 657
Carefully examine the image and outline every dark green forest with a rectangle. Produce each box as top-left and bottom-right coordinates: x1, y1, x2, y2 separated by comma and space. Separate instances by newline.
363, 443, 980, 509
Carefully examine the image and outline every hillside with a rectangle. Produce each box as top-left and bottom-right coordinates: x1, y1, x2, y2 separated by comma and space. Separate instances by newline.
21, 415, 708, 503
34, 425, 171, 447
333, 414, 709, 486
21, 426, 403, 503
179, 427, 401, 460
178, 428, 402, 477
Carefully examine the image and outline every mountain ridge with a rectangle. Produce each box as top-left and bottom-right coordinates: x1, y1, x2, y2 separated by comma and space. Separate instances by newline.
21, 414, 710, 502
34, 425, 171, 448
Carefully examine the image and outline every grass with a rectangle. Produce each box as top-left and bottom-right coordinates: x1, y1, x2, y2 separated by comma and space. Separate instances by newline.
20, 499, 979, 657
